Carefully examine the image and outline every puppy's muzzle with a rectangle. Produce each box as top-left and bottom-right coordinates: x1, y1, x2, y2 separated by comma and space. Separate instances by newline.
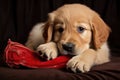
62, 42, 75, 53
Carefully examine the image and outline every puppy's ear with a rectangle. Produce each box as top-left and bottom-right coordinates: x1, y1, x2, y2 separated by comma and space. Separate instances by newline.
43, 13, 55, 42
91, 14, 111, 49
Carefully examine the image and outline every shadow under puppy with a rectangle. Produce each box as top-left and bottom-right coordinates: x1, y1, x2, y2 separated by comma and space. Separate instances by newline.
25, 4, 111, 73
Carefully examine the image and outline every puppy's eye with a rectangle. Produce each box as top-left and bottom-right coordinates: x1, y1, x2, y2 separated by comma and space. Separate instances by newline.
77, 26, 85, 33
58, 27, 64, 33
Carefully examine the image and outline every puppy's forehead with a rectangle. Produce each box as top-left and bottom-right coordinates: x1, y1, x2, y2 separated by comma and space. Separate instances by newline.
53, 4, 94, 22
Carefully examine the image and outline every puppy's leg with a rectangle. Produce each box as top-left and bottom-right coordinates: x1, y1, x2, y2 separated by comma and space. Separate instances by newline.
67, 49, 96, 73
25, 23, 45, 50
95, 43, 110, 65
37, 42, 58, 60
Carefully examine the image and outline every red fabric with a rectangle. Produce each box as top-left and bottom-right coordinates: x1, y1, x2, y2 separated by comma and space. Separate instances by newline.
4, 39, 70, 69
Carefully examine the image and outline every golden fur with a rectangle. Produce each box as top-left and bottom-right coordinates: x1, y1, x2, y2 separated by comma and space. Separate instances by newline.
25, 4, 111, 73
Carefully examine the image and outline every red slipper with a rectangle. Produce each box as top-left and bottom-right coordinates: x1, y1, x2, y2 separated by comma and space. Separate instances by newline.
4, 39, 70, 69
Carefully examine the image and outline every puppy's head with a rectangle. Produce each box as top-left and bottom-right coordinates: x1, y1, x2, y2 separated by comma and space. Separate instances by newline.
43, 4, 111, 55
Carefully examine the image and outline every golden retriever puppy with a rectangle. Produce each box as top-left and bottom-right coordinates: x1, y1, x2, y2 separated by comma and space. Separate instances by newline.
25, 4, 111, 73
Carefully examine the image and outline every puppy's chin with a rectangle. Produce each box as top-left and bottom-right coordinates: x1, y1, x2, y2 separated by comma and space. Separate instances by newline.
60, 50, 75, 56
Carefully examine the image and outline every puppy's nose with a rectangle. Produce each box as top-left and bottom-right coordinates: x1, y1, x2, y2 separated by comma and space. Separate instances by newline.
62, 42, 75, 52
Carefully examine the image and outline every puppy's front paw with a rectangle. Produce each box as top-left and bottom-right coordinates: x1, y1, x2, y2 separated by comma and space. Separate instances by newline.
67, 56, 92, 73
37, 42, 58, 60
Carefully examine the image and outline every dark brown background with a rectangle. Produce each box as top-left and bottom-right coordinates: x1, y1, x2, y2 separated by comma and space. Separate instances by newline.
0, 0, 120, 80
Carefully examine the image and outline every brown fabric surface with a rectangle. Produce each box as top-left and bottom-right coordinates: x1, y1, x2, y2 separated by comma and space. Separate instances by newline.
0, 0, 120, 80
0, 56, 120, 80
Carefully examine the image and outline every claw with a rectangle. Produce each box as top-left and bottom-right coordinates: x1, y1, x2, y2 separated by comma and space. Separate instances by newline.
76, 68, 82, 73
43, 53, 48, 59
